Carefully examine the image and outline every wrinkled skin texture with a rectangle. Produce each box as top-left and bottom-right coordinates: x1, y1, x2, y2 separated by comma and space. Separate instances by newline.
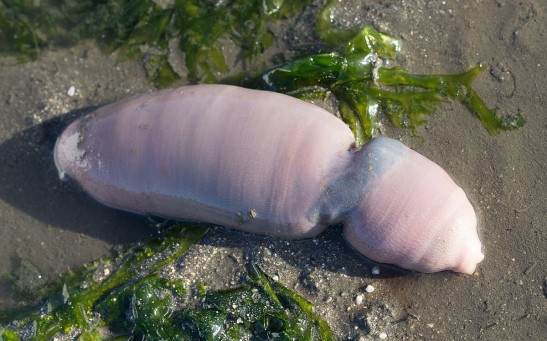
55, 85, 484, 273
342, 138, 483, 274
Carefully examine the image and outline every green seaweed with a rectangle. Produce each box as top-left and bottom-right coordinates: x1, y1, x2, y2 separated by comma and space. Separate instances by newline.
0, 224, 208, 339
175, 264, 332, 340
240, 13, 525, 145
1, 0, 526, 139
0, 224, 332, 340
0, 0, 53, 63
1, 0, 310, 85
71, 0, 311, 85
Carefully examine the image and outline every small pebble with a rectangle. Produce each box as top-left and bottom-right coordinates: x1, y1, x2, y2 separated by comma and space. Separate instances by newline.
379, 332, 388, 339
365, 285, 375, 293
371, 266, 380, 275
67, 86, 76, 97
355, 294, 364, 305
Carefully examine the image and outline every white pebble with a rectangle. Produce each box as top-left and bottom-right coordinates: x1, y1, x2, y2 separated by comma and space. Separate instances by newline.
355, 294, 364, 305
365, 285, 375, 293
371, 266, 380, 275
379, 332, 388, 339
67, 86, 76, 97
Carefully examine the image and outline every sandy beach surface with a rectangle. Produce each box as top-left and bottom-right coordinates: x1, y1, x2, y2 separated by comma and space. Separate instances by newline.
0, 0, 545, 339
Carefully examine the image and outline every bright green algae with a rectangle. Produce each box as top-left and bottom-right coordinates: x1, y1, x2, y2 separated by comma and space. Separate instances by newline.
0, 224, 333, 340
239, 5, 526, 145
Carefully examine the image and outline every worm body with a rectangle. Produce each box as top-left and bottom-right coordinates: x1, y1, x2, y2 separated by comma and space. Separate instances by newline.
55, 85, 484, 273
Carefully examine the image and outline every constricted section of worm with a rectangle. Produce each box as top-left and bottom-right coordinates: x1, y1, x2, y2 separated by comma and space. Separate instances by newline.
54, 84, 484, 273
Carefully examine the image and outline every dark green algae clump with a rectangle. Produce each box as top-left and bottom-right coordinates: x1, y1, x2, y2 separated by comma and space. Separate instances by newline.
0, 0, 310, 85
0, 224, 333, 340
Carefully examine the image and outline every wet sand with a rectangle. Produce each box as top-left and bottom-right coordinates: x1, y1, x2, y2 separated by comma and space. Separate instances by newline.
0, 1, 545, 339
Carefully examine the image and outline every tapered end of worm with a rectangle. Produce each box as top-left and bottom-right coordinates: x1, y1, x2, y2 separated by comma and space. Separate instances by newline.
54, 119, 86, 181
343, 138, 484, 274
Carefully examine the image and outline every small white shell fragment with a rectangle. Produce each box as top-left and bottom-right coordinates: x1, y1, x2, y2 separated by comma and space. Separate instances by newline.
62, 283, 69, 304
379, 332, 388, 339
67, 85, 76, 97
365, 285, 375, 293
371, 266, 380, 275
355, 294, 364, 305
